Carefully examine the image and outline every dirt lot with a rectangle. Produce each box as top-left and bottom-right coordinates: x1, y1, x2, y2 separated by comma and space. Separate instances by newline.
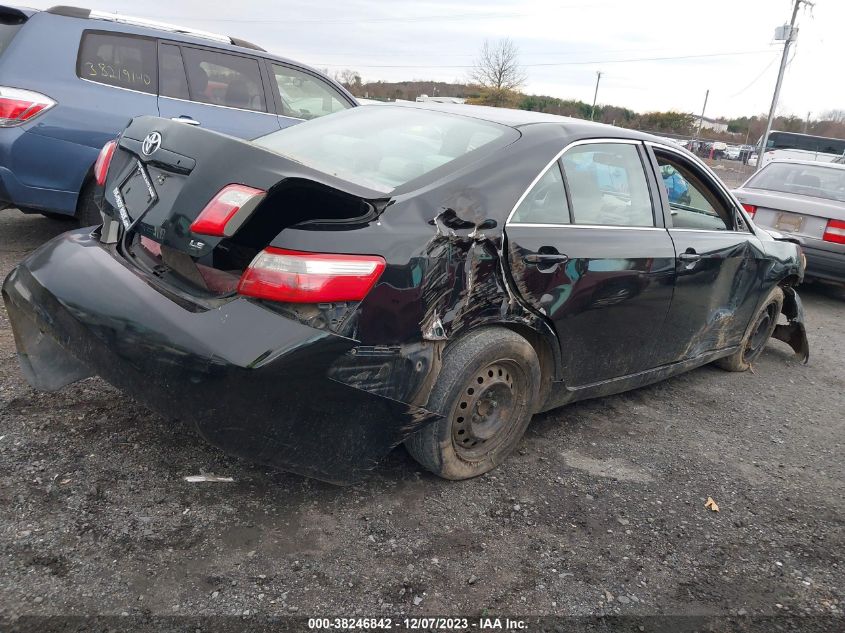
1, 208, 843, 628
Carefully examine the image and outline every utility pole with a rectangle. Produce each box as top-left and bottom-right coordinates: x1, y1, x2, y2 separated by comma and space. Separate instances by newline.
804, 111, 811, 133
759, 0, 813, 170
590, 71, 602, 121
697, 89, 710, 139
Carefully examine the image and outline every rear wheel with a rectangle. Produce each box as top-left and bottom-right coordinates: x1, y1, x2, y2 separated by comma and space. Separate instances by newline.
715, 286, 784, 372
75, 180, 102, 227
405, 328, 541, 480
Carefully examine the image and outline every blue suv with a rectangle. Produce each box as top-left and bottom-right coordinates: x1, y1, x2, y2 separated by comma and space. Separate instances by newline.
0, 5, 357, 224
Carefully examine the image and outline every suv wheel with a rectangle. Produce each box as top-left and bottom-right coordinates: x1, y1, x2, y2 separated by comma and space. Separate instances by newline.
76, 181, 103, 227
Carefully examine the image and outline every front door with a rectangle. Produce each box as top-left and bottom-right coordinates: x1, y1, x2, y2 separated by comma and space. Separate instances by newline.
505, 140, 676, 387
156, 42, 280, 140
648, 144, 765, 362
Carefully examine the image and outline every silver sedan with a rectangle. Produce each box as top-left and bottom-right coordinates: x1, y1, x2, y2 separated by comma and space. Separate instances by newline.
733, 160, 845, 284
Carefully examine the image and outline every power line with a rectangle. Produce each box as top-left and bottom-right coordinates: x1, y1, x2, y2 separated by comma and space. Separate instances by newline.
729, 55, 781, 97
315, 49, 780, 69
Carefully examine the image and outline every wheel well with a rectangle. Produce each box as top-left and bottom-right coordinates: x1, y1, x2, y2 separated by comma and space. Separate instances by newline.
499, 323, 557, 411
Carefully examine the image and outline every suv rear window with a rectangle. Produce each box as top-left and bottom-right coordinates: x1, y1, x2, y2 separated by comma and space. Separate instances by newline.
253, 106, 511, 193
77, 31, 157, 94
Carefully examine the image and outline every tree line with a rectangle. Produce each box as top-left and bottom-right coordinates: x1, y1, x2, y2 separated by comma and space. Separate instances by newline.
325, 38, 845, 142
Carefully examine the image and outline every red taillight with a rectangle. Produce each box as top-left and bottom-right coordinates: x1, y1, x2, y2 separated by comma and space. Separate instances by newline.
190, 184, 266, 237
94, 140, 117, 186
0, 87, 56, 127
823, 219, 845, 244
238, 248, 386, 303
741, 203, 757, 217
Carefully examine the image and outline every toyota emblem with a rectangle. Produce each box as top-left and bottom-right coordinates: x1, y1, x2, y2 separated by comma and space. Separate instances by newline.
142, 132, 162, 156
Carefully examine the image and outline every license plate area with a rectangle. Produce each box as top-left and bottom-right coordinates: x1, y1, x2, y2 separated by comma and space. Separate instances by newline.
114, 161, 157, 228
774, 211, 804, 233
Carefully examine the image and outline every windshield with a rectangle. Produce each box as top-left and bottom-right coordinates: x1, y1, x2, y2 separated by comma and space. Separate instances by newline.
746, 162, 845, 203
253, 106, 511, 193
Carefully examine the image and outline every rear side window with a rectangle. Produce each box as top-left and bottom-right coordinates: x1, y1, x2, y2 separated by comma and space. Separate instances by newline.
77, 31, 157, 94
561, 143, 655, 227
271, 63, 350, 120
181, 47, 266, 112
510, 163, 570, 225
0, 20, 23, 56
158, 43, 189, 100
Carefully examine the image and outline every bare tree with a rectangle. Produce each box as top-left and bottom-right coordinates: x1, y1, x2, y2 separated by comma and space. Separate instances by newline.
334, 69, 363, 93
469, 38, 527, 106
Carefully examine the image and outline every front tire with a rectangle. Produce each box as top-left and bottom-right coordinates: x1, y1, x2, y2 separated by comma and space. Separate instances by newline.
405, 328, 541, 480
715, 286, 784, 372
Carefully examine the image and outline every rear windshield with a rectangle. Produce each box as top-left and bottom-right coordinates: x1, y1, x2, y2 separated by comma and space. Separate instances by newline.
746, 162, 845, 203
0, 21, 23, 56
253, 106, 511, 192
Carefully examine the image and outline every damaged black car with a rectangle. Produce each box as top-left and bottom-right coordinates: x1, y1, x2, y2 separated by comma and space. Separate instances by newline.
2, 104, 809, 484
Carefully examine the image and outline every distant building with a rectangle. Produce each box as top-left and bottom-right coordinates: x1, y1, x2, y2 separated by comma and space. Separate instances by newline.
416, 95, 466, 104
696, 116, 729, 133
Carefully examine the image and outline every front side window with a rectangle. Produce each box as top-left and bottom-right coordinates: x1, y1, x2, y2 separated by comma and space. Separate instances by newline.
510, 162, 569, 224
745, 162, 845, 203
655, 152, 732, 230
77, 31, 157, 94
560, 143, 654, 227
253, 106, 512, 192
181, 47, 266, 112
272, 64, 350, 120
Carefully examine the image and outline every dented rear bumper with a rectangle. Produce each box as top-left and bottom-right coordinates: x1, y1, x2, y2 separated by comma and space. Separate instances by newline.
2, 230, 441, 484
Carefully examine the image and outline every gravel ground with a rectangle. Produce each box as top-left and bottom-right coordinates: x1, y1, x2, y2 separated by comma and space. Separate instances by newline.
1, 208, 843, 628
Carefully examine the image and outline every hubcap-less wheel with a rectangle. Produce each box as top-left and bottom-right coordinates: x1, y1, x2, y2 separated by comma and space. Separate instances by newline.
452, 361, 520, 460
743, 301, 778, 362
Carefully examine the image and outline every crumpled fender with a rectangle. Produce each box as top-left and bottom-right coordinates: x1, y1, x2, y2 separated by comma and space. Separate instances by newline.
772, 286, 809, 364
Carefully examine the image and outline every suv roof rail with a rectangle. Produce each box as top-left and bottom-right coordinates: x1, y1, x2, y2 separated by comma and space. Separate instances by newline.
45, 6, 266, 51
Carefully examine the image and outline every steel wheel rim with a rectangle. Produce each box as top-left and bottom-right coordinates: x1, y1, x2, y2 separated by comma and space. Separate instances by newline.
451, 360, 523, 460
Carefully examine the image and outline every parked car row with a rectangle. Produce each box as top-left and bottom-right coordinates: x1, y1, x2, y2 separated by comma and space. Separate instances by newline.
0, 4, 356, 224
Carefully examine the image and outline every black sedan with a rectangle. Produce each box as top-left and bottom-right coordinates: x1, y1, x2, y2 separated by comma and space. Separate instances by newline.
2, 104, 809, 483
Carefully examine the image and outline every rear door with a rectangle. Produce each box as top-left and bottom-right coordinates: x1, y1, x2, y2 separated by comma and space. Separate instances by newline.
157, 42, 280, 139
505, 139, 676, 387
647, 143, 765, 362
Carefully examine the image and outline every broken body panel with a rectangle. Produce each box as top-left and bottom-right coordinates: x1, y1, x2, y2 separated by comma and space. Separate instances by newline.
2, 112, 809, 483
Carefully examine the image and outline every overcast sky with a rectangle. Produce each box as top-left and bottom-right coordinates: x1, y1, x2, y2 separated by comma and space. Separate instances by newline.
26, 0, 841, 119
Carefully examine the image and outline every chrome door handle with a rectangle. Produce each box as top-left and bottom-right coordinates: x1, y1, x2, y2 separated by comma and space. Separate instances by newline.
524, 253, 569, 264
171, 116, 200, 126
678, 252, 701, 262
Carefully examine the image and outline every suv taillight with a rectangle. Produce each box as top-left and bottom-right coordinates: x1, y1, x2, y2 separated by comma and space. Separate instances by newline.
238, 248, 386, 303
0, 87, 55, 127
94, 140, 117, 186
823, 219, 845, 244
741, 203, 757, 217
